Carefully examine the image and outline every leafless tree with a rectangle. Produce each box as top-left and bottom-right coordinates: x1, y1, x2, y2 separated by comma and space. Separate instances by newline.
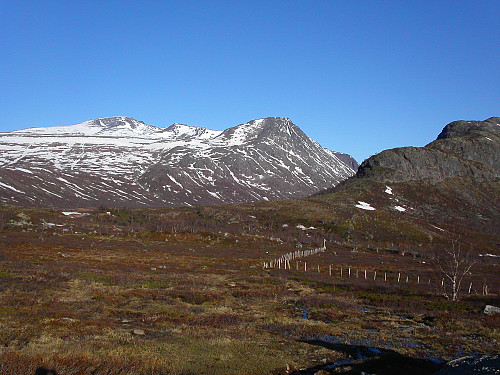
434, 239, 476, 301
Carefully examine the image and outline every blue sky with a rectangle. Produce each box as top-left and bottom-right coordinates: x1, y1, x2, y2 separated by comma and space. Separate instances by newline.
1, 1, 498, 163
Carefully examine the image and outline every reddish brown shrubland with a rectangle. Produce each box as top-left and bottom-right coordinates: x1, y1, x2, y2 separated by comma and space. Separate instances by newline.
0, 206, 498, 374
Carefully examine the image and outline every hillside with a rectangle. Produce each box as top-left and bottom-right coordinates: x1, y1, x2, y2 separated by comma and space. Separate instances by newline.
356, 116, 499, 182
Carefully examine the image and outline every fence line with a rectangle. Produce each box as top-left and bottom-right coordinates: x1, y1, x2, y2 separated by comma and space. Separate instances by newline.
264, 257, 489, 295
263, 239, 326, 270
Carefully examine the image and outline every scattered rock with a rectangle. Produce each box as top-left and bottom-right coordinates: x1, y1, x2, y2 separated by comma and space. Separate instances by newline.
484, 305, 500, 316
132, 329, 145, 336
433, 355, 500, 374
57, 252, 68, 258
121, 319, 132, 324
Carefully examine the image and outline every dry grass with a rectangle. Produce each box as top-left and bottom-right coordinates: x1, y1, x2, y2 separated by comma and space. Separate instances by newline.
0, 206, 498, 374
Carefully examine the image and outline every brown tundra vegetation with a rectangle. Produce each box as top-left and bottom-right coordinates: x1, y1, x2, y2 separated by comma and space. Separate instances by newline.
0, 201, 498, 375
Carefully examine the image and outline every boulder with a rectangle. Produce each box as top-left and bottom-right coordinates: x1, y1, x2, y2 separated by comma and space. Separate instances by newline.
433, 355, 499, 374
484, 305, 500, 316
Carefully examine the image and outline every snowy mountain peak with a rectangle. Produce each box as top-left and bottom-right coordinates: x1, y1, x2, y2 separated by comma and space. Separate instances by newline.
11, 116, 224, 141
162, 123, 222, 140
12, 116, 160, 138
0, 116, 357, 208
212, 117, 297, 146
90, 117, 160, 137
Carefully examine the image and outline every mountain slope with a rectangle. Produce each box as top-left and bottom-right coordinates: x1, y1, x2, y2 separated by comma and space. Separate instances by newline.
0, 116, 356, 207
139, 117, 357, 205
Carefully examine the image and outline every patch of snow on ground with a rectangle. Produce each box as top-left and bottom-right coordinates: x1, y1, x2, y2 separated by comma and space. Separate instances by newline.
296, 225, 316, 230
479, 254, 500, 258
355, 201, 375, 211
394, 206, 406, 212
385, 186, 393, 195
62, 211, 88, 216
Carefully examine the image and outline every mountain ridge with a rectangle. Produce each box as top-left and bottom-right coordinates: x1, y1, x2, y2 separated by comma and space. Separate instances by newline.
0, 116, 357, 207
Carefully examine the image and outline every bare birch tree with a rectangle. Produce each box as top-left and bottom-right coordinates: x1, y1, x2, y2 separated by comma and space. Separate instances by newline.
434, 239, 476, 301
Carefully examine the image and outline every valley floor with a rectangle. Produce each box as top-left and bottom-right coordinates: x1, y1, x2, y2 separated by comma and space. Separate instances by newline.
0, 222, 498, 375
0, 203, 498, 374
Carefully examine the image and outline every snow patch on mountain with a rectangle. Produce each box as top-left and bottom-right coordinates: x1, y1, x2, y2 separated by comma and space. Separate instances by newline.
355, 201, 375, 210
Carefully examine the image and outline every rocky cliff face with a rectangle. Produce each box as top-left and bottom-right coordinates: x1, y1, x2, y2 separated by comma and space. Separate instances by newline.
0, 116, 356, 207
356, 117, 499, 182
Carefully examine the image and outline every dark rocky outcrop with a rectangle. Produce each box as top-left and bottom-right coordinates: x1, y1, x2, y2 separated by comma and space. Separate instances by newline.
436, 117, 500, 140
325, 116, 500, 239
356, 117, 499, 183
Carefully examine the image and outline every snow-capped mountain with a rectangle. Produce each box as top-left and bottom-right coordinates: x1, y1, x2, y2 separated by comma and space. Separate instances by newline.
11, 116, 220, 140
0, 116, 357, 207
